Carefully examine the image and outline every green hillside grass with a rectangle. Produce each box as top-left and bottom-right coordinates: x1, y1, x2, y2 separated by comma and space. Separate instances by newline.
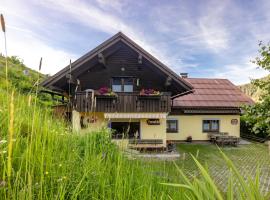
0, 55, 46, 93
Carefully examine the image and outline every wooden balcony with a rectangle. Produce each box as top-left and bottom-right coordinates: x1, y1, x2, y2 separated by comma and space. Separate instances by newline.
74, 92, 171, 113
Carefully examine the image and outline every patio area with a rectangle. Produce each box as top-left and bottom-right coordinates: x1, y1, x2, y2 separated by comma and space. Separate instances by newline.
139, 141, 270, 195
176, 142, 270, 194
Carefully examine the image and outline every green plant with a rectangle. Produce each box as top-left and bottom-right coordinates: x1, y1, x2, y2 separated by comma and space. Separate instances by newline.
242, 42, 270, 137
139, 89, 160, 96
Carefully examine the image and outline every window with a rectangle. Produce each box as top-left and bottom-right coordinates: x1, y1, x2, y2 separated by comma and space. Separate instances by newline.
112, 78, 122, 92
202, 120, 220, 132
112, 77, 133, 92
166, 119, 178, 133
110, 122, 140, 139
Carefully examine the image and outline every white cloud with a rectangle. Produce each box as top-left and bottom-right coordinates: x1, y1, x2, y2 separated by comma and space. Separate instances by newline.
213, 60, 269, 85
3, 27, 78, 75
0, 0, 78, 75
37, 0, 178, 68
95, 0, 127, 13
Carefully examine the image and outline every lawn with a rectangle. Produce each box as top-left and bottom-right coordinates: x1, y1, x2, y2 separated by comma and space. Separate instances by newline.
143, 143, 270, 195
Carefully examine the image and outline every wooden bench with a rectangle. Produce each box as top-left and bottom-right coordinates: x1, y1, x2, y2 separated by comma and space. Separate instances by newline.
128, 139, 164, 149
129, 139, 163, 145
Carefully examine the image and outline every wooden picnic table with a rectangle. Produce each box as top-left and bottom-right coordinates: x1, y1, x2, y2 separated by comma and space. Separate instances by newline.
208, 132, 239, 146
208, 132, 228, 142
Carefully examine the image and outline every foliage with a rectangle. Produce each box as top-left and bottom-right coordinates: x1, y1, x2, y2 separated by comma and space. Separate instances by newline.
242, 42, 270, 136
239, 75, 269, 102
0, 55, 53, 105
139, 88, 160, 96
97, 86, 117, 96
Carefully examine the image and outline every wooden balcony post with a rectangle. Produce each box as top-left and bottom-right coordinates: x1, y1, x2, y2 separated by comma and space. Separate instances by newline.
72, 110, 81, 132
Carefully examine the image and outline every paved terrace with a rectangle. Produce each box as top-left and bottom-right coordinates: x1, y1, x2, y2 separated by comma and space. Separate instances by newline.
177, 142, 270, 194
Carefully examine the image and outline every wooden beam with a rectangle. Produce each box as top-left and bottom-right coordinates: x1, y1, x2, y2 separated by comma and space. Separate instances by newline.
98, 52, 106, 66
138, 54, 142, 64
165, 76, 172, 86
65, 73, 76, 84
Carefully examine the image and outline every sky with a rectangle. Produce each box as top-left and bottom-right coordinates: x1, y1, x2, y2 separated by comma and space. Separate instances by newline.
1, 0, 270, 85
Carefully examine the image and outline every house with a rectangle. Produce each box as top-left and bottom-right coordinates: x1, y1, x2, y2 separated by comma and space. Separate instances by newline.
41, 32, 254, 148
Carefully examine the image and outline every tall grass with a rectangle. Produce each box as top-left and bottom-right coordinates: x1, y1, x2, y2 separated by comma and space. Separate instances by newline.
0, 88, 181, 199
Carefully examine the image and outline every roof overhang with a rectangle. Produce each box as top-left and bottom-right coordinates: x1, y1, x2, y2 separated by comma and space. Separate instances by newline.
104, 113, 168, 119
171, 107, 241, 114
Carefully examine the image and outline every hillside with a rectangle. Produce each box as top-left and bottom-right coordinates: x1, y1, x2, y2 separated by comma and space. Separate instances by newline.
239, 75, 269, 102
0, 55, 46, 93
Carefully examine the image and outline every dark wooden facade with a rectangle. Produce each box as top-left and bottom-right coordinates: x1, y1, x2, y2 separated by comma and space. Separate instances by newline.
41, 32, 193, 113
75, 92, 171, 113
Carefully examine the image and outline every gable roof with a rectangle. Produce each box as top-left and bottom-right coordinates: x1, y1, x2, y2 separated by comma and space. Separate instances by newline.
173, 78, 254, 108
41, 32, 193, 91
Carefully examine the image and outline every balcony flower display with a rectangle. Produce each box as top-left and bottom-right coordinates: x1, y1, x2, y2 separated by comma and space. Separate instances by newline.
139, 88, 160, 96
97, 86, 117, 97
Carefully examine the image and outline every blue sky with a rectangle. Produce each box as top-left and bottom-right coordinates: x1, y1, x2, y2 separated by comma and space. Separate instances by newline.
1, 0, 270, 84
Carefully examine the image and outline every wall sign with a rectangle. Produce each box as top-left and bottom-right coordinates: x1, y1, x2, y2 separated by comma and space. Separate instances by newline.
231, 119, 238, 125
147, 119, 160, 125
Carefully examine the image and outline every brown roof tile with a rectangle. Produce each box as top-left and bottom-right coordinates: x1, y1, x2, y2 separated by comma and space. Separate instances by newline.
173, 78, 254, 108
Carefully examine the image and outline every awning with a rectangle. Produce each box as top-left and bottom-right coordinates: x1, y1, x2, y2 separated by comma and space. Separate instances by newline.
104, 113, 168, 119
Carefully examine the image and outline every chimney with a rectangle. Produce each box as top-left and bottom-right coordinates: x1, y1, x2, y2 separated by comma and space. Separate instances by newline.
180, 73, 188, 78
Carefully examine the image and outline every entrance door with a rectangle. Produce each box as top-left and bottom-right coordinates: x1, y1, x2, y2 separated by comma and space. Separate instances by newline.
110, 122, 140, 139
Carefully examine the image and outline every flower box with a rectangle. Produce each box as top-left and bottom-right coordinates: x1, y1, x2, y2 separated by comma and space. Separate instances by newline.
96, 86, 118, 99
138, 95, 161, 100
139, 89, 161, 99
96, 95, 117, 99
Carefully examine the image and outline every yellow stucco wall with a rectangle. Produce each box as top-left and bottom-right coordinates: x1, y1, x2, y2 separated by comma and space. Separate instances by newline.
140, 118, 167, 146
76, 112, 240, 144
80, 112, 107, 133
166, 115, 240, 141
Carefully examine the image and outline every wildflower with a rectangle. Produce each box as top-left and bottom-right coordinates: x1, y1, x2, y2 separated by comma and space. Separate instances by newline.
57, 178, 62, 182
1, 151, 7, 154
0, 140, 7, 144
45, 171, 49, 175
58, 164, 62, 167
62, 176, 67, 180
0, 180, 7, 187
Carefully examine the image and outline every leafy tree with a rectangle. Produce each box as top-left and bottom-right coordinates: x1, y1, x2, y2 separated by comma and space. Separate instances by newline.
242, 42, 270, 136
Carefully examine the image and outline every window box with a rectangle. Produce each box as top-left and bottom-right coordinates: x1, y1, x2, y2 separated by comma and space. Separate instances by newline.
138, 95, 161, 100
139, 89, 161, 99
97, 87, 118, 98
96, 95, 117, 99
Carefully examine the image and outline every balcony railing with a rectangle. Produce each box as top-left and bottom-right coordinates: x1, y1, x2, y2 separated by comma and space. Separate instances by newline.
74, 91, 171, 113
